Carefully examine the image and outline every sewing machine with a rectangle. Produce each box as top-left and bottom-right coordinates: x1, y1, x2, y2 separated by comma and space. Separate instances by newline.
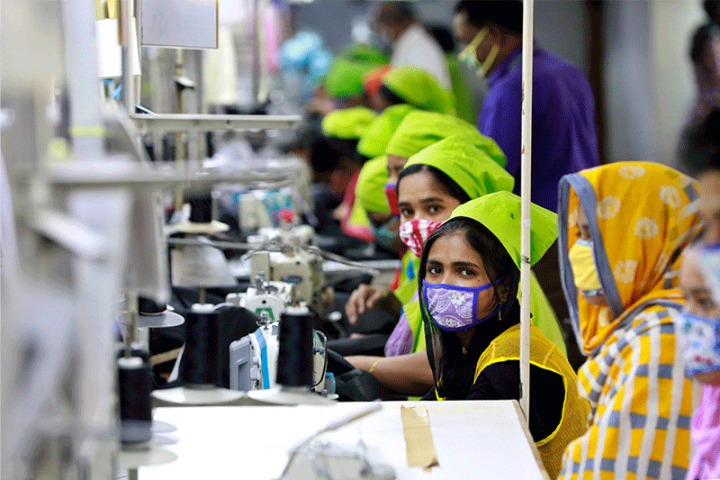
227, 275, 330, 395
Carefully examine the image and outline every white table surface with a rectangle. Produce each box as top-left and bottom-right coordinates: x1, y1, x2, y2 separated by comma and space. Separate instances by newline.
136, 400, 548, 480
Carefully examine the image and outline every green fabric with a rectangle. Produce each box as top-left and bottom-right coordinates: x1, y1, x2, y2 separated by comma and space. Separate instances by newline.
321, 107, 377, 140
403, 136, 514, 200
357, 104, 415, 159
324, 45, 388, 99
355, 155, 390, 214
339, 44, 388, 65
393, 250, 419, 306
382, 66, 455, 115
446, 55, 477, 124
449, 191, 558, 269
386, 111, 507, 168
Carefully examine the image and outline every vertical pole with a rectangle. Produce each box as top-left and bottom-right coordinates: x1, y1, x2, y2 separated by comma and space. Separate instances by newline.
519, 0, 534, 419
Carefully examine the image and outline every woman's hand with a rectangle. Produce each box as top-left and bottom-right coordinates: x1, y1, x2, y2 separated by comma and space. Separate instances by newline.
345, 284, 390, 324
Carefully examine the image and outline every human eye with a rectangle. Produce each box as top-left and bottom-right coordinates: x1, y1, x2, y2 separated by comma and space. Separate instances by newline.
459, 268, 476, 277
400, 208, 413, 218
427, 266, 442, 276
427, 204, 443, 215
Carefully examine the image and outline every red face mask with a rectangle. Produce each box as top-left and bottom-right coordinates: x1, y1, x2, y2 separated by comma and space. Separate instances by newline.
385, 183, 400, 217
399, 218, 443, 257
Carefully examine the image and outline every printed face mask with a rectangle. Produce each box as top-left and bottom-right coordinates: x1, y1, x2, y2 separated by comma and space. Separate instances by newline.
423, 279, 503, 331
458, 27, 500, 77
385, 183, 400, 217
568, 239, 604, 297
399, 218, 443, 258
698, 242, 720, 305
677, 312, 720, 376
372, 218, 398, 250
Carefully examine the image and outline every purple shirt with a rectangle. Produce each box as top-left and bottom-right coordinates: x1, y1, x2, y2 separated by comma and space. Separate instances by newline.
479, 47, 599, 212
686, 384, 720, 480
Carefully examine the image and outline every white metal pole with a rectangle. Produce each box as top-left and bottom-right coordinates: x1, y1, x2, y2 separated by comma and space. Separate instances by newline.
519, 0, 534, 419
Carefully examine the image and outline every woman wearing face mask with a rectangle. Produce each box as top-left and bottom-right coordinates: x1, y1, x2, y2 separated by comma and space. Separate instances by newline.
678, 247, 720, 480
348, 136, 565, 394
557, 162, 702, 480
419, 191, 588, 478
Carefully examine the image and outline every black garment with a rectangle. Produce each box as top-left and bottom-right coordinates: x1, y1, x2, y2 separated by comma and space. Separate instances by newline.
424, 300, 565, 443
471, 361, 564, 442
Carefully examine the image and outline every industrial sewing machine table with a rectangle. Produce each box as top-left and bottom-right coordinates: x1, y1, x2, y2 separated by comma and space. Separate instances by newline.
132, 400, 549, 480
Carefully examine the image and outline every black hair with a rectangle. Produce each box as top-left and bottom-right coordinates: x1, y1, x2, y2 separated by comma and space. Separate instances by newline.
427, 24, 456, 53
375, 1, 416, 26
682, 109, 720, 175
454, 0, 523, 35
397, 163, 472, 204
706, 0, 720, 24
378, 85, 409, 109
691, 23, 720, 63
419, 216, 519, 317
310, 136, 361, 173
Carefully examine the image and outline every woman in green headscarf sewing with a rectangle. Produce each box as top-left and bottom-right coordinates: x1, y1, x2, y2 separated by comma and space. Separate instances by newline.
346, 136, 543, 395
418, 192, 587, 478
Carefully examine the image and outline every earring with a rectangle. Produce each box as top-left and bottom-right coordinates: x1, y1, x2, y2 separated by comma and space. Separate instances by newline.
499, 308, 503, 322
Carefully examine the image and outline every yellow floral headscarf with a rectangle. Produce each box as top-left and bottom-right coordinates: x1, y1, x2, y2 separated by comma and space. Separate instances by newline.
558, 162, 702, 355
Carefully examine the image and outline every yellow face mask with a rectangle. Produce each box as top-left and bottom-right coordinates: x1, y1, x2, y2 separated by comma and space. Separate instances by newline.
458, 27, 500, 78
568, 239, 603, 295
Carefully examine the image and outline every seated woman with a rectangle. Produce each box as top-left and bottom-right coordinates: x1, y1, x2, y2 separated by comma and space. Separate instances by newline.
557, 162, 701, 479
418, 191, 588, 478
347, 136, 564, 395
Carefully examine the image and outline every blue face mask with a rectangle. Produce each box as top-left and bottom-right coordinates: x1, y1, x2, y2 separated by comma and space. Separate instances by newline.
422, 279, 503, 331
677, 312, 720, 376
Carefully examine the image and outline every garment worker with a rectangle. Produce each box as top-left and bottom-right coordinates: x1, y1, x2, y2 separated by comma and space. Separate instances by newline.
419, 191, 588, 478
453, 0, 599, 212
372, 1, 451, 89
348, 137, 566, 396
557, 162, 701, 479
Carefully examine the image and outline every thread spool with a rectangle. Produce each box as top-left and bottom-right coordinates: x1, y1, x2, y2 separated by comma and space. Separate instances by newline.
188, 195, 213, 224
118, 356, 153, 444
276, 307, 314, 388
180, 304, 220, 388
138, 296, 166, 315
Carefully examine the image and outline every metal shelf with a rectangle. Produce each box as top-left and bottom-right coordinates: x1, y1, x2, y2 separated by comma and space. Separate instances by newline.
130, 113, 302, 134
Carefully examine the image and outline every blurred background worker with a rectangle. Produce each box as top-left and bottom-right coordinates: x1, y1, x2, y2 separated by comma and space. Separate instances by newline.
372, 1, 451, 90
453, 0, 600, 213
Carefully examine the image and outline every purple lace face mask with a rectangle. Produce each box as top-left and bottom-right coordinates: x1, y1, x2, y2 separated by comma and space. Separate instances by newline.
422, 279, 503, 331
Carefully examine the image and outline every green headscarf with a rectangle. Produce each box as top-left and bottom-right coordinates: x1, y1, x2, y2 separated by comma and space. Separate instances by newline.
321, 107, 377, 140
355, 155, 391, 214
402, 136, 514, 200
324, 44, 388, 99
449, 191, 558, 268
381, 66, 455, 115
357, 104, 415, 159
386, 111, 507, 168
339, 44, 388, 65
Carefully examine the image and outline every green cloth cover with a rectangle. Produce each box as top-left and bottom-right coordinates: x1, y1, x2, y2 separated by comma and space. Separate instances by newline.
402, 136, 514, 200
381, 66, 455, 115
386, 111, 507, 168
355, 155, 391, 214
321, 107, 377, 140
357, 104, 416, 159
449, 191, 558, 269
324, 44, 388, 99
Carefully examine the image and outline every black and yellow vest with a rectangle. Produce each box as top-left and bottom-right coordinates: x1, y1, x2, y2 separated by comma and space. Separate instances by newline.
473, 324, 589, 479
